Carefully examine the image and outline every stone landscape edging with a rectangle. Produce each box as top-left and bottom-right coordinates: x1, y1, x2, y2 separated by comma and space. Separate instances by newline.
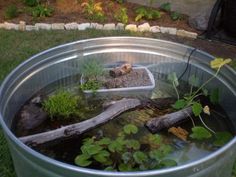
0, 21, 198, 39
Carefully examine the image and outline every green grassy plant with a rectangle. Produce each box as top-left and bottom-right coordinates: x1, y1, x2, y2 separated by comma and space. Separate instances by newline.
23, 0, 39, 7
42, 91, 78, 119
115, 7, 129, 24
81, 0, 106, 22
4, 5, 19, 20
31, 4, 54, 18
170, 11, 182, 21
160, 2, 171, 12
135, 7, 161, 22
79, 59, 104, 91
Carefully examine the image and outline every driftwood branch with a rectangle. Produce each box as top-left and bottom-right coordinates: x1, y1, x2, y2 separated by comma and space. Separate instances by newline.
19, 98, 141, 146
145, 107, 193, 133
109, 63, 132, 77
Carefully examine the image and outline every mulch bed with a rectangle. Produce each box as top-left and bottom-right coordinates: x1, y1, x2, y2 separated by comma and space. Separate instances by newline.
0, 0, 198, 32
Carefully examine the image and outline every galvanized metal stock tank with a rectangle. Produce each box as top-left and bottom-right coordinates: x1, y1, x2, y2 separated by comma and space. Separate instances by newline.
0, 37, 235, 177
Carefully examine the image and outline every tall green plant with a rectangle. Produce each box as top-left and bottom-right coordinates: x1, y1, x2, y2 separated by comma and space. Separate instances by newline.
168, 58, 232, 140
115, 7, 129, 24
135, 7, 161, 22
81, 0, 106, 22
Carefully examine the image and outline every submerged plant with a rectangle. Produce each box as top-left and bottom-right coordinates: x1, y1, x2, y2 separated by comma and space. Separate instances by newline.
168, 58, 233, 143
42, 91, 78, 119
75, 124, 176, 171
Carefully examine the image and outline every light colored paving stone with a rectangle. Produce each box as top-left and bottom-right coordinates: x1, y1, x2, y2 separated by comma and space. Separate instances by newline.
52, 23, 65, 30
19, 21, 26, 31
90, 23, 103, 30
26, 25, 38, 31
160, 27, 177, 35
0, 23, 5, 29
103, 23, 116, 30
125, 24, 137, 32
78, 23, 90, 30
138, 23, 150, 32
116, 23, 125, 30
150, 26, 160, 33
65, 22, 78, 30
177, 29, 198, 39
4, 22, 19, 30
35, 23, 52, 30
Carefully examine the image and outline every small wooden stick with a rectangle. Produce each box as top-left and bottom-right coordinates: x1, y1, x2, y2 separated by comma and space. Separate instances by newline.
109, 63, 132, 77
145, 107, 193, 133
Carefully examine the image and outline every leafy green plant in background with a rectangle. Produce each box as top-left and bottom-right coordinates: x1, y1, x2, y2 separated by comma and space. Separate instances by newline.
115, 7, 129, 24
75, 124, 176, 171
4, 5, 19, 20
135, 7, 161, 22
23, 0, 39, 7
159, 2, 182, 21
114, 0, 125, 4
81, 0, 106, 22
30, 4, 54, 18
170, 11, 182, 21
42, 90, 79, 119
168, 58, 233, 143
160, 2, 171, 12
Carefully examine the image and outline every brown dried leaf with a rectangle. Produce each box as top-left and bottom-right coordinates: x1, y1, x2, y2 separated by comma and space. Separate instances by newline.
168, 126, 189, 141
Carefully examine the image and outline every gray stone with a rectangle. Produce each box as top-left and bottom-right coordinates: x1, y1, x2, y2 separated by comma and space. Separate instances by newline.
35, 23, 52, 30
168, 27, 177, 35
103, 23, 116, 30
65, 22, 78, 30
95, 24, 103, 30
19, 21, 26, 31
188, 14, 209, 31
160, 27, 177, 35
138, 23, 151, 32
116, 23, 125, 30
177, 30, 198, 39
26, 25, 38, 31
150, 26, 160, 33
0, 23, 5, 29
4, 22, 19, 30
78, 23, 90, 30
125, 24, 138, 32
52, 23, 65, 30
90, 23, 103, 30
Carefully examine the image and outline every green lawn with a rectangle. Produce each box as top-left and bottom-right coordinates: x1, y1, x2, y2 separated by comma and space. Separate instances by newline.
0, 29, 235, 177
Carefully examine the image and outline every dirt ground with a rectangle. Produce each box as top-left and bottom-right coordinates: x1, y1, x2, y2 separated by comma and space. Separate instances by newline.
150, 33, 236, 59
0, 0, 197, 32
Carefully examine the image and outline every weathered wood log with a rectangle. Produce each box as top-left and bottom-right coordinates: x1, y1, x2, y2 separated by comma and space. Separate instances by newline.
19, 98, 141, 146
109, 63, 132, 77
145, 107, 193, 133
